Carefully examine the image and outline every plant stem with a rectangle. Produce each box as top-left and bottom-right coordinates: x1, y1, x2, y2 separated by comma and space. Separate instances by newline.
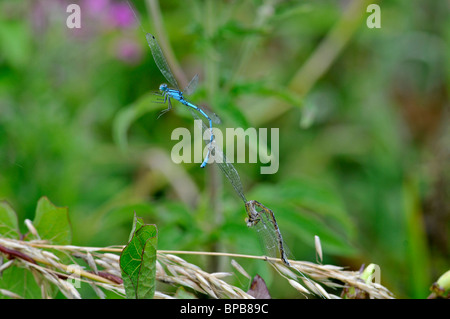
254, 0, 374, 125
289, 0, 374, 95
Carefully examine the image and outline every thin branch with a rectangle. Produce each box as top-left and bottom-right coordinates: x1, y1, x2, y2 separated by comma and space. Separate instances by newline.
289, 0, 374, 96
254, 0, 375, 125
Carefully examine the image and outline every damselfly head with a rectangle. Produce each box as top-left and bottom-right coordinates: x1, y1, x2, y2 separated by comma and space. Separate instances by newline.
159, 83, 168, 92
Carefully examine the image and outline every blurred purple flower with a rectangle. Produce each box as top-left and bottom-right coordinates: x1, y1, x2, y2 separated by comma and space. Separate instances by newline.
83, 0, 110, 15
81, 0, 136, 30
108, 2, 136, 28
114, 37, 143, 64
30, 1, 47, 33
73, 0, 143, 63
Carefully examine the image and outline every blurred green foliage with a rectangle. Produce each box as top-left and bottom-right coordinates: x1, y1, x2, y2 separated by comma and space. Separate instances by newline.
0, 197, 72, 298
0, 0, 448, 298
120, 215, 158, 299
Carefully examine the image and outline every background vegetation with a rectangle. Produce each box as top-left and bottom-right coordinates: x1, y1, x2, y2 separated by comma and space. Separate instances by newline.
0, 0, 448, 298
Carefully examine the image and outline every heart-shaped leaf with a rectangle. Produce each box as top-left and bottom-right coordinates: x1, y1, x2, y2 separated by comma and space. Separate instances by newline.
120, 218, 158, 299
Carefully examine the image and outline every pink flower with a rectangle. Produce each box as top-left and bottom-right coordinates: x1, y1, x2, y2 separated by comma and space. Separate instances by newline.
114, 38, 143, 64
108, 2, 136, 28
83, 0, 110, 15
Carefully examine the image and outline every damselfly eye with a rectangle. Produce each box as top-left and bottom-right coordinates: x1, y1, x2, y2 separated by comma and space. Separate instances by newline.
159, 84, 168, 92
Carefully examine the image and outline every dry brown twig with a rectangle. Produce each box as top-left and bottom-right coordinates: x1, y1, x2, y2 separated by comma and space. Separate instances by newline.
0, 237, 394, 299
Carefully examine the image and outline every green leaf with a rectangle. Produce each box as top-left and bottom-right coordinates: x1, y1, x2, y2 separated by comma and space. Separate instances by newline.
32, 197, 72, 245
249, 178, 357, 256
0, 198, 69, 299
280, 179, 355, 234
129, 212, 145, 242
0, 201, 20, 239
174, 286, 198, 299
231, 81, 303, 107
120, 221, 158, 299
0, 267, 42, 299
112, 93, 162, 151
0, 21, 32, 69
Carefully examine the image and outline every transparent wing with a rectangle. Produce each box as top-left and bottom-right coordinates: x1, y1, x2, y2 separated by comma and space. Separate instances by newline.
246, 200, 290, 266
184, 75, 221, 125
212, 143, 246, 202
189, 109, 246, 202
183, 74, 198, 96
189, 101, 221, 125
203, 108, 221, 125
247, 203, 328, 297
252, 214, 286, 260
211, 111, 221, 125
146, 33, 179, 90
